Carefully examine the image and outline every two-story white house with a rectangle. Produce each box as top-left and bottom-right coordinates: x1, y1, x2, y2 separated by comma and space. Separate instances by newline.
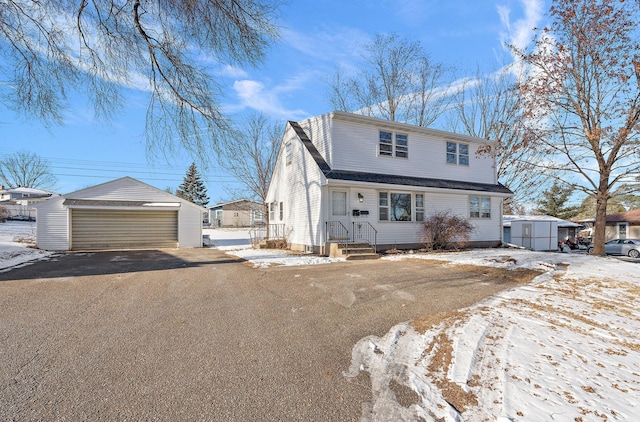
265, 111, 513, 255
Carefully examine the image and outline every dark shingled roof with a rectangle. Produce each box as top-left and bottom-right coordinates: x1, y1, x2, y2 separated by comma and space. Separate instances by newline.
325, 170, 513, 194
606, 209, 640, 223
288, 121, 331, 173
289, 120, 513, 195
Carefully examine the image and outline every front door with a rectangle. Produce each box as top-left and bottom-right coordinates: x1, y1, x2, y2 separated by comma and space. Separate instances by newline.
618, 222, 628, 239
329, 190, 350, 241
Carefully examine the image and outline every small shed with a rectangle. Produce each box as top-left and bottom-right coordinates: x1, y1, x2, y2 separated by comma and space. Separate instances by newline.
504, 215, 582, 251
35, 177, 205, 251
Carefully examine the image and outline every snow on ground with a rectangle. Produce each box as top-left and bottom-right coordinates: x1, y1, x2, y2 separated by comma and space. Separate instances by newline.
204, 227, 345, 268
3, 225, 639, 420
0, 221, 53, 272
347, 250, 640, 421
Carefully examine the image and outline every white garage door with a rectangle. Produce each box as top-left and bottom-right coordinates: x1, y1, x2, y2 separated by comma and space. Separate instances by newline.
71, 209, 178, 250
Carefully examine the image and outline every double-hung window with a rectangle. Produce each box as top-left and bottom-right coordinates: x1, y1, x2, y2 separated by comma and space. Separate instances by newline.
279, 202, 284, 220
446, 141, 469, 166
469, 196, 491, 219
379, 131, 408, 158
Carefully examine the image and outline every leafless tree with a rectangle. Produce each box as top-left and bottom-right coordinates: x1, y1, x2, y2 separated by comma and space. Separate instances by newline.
449, 68, 547, 213
0, 0, 281, 160
0, 151, 57, 189
327, 33, 451, 126
217, 112, 281, 220
514, 0, 640, 255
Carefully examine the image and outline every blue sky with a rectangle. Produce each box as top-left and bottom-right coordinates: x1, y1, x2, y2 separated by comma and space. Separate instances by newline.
0, 0, 548, 204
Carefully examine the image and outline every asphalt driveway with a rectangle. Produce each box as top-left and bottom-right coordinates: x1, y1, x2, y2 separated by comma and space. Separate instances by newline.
0, 248, 519, 421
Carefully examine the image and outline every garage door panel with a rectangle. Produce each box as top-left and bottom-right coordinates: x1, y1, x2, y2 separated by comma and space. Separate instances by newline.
71, 209, 178, 250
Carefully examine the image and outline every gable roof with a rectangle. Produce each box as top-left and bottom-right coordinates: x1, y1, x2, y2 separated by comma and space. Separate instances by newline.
208, 199, 262, 211
51, 176, 205, 211
289, 120, 513, 196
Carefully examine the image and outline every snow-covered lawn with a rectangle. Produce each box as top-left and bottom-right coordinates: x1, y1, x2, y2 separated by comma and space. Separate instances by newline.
204, 227, 344, 268
3, 224, 639, 419
349, 250, 640, 421
0, 221, 53, 272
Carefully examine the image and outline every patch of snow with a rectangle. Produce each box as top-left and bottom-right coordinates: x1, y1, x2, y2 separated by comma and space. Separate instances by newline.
348, 249, 640, 421
0, 221, 53, 272
205, 228, 345, 267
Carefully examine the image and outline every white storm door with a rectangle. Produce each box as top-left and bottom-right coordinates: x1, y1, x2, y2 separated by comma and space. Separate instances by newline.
330, 190, 350, 240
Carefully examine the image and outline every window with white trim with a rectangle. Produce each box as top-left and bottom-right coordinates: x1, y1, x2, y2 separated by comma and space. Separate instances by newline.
269, 202, 275, 221
379, 131, 408, 158
446, 141, 469, 166
469, 196, 491, 218
379, 192, 412, 222
279, 202, 284, 220
285, 142, 292, 165
415, 194, 424, 222
332, 191, 347, 216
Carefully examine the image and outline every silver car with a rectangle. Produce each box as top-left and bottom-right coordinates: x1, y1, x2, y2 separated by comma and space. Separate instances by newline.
588, 238, 640, 258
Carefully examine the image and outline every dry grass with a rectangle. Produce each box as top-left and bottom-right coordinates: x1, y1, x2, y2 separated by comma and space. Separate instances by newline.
423, 331, 479, 413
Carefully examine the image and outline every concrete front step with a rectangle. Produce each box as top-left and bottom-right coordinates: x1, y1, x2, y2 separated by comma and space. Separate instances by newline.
345, 253, 379, 261
327, 241, 379, 259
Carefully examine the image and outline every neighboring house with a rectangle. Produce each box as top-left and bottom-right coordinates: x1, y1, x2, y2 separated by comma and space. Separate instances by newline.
265, 111, 513, 255
578, 209, 640, 241
34, 177, 205, 250
207, 199, 265, 227
503, 215, 582, 251
0, 186, 54, 220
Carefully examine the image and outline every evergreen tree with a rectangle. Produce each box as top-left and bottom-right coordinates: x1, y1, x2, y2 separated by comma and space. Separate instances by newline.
176, 163, 209, 207
534, 181, 579, 220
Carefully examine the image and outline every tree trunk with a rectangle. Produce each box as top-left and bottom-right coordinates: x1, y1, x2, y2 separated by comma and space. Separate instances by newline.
591, 188, 609, 256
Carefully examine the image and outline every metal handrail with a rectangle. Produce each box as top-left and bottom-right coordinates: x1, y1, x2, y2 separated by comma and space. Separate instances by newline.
352, 221, 378, 253
326, 221, 350, 242
249, 223, 286, 247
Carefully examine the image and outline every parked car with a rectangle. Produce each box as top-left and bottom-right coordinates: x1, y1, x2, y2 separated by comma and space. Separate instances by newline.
9, 214, 35, 221
588, 238, 640, 258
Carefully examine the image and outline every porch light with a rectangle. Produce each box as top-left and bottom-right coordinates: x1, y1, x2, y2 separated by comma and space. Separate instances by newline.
358, 193, 364, 202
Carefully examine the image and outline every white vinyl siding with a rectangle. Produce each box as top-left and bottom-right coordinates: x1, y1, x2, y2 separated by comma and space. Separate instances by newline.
331, 118, 493, 184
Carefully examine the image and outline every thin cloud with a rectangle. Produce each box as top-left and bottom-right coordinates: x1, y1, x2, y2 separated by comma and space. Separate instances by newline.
232, 79, 308, 120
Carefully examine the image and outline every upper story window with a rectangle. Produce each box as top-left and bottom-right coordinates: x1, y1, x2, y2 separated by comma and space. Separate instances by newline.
379, 131, 408, 158
469, 196, 491, 219
446, 141, 469, 166
285, 142, 292, 165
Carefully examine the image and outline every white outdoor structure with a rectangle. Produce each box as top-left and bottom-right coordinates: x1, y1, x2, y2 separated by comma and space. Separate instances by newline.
35, 177, 205, 250
266, 111, 513, 254
504, 215, 582, 251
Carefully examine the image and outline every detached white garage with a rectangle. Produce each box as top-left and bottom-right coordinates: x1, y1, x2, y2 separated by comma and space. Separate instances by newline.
35, 177, 205, 251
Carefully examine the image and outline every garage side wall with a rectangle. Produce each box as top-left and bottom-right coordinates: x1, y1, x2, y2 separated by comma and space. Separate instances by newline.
35, 197, 70, 250
178, 205, 203, 247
